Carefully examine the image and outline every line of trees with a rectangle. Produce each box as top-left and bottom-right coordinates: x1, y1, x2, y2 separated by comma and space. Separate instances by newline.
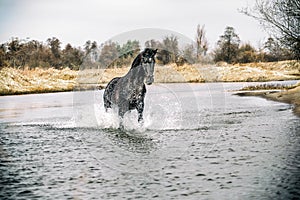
0, 37, 84, 70
213, 26, 293, 64
0, 30, 294, 71
1, 0, 299, 70
1, 9, 298, 70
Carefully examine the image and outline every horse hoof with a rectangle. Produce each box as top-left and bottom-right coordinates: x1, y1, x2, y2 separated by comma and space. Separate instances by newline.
138, 120, 144, 127
118, 123, 124, 130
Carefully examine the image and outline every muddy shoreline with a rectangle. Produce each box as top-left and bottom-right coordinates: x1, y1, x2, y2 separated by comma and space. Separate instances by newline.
235, 82, 300, 116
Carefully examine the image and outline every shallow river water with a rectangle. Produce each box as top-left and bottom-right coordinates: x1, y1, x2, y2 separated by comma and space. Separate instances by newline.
0, 82, 299, 199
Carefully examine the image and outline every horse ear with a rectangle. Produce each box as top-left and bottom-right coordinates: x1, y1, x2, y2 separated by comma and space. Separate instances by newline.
154, 49, 158, 54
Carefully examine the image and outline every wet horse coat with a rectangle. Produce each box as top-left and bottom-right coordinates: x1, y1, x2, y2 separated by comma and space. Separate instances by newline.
103, 48, 157, 125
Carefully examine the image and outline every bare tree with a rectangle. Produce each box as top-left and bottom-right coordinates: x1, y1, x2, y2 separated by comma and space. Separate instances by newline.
0, 44, 6, 68
237, 43, 257, 63
47, 37, 62, 68
145, 39, 161, 49
62, 43, 84, 70
99, 41, 119, 68
182, 44, 197, 64
240, 0, 300, 59
156, 35, 179, 64
196, 24, 208, 61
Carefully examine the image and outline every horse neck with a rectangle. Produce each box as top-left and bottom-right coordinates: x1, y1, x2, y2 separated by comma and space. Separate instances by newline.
125, 65, 146, 85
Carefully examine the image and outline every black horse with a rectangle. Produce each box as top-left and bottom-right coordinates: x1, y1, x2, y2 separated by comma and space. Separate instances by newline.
103, 48, 157, 127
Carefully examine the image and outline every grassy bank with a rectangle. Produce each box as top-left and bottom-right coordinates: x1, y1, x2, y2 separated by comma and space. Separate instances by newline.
0, 60, 299, 95
0, 67, 77, 95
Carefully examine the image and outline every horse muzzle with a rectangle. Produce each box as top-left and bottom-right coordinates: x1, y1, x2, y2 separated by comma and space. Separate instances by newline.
145, 76, 154, 85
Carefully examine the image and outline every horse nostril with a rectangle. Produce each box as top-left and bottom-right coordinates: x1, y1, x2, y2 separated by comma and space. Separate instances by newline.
145, 76, 153, 85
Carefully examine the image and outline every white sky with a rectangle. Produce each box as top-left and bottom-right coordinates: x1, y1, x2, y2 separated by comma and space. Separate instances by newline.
0, 0, 267, 49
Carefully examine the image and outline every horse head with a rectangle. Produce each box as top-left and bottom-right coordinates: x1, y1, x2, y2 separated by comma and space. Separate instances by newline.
131, 48, 157, 85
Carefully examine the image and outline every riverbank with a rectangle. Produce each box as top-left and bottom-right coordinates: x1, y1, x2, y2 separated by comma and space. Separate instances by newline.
235, 82, 300, 116
0, 60, 299, 95
0, 67, 77, 95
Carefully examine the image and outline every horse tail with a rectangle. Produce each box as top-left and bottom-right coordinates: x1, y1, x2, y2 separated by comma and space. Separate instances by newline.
103, 77, 121, 111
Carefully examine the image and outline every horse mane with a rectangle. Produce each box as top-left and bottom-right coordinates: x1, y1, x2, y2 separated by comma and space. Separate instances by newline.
131, 48, 157, 68
131, 53, 142, 68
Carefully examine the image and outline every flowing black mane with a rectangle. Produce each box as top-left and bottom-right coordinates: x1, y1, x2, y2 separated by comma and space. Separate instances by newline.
131, 54, 142, 68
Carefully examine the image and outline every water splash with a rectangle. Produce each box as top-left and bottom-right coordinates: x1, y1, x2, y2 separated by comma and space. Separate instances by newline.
91, 86, 185, 132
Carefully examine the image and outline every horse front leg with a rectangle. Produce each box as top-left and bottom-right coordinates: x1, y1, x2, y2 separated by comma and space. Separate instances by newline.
136, 100, 144, 125
118, 107, 125, 129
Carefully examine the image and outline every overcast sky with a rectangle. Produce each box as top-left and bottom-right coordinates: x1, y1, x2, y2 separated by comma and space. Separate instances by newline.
0, 0, 267, 48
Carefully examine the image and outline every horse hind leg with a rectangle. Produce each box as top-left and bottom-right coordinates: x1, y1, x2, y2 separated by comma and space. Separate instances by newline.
103, 87, 112, 112
118, 103, 128, 129
103, 77, 120, 112
103, 94, 111, 112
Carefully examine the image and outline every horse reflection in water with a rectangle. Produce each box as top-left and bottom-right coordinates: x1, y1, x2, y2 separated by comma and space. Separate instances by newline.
103, 48, 158, 128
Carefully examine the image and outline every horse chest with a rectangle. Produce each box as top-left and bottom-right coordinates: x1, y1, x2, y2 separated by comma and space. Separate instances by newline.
129, 88, 144, 100
113, 85, 143, 102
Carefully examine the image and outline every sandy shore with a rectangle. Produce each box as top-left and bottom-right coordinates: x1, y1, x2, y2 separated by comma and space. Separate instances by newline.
235, 82, 300, 116
267, 84, 300, 116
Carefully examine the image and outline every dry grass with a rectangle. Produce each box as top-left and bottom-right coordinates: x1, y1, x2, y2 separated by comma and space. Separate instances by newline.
266, 82, 300, 104
0, 67, 77, 95
240, 83, 297, 91
216, 60, 300, 82
0, 60, 299, 95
